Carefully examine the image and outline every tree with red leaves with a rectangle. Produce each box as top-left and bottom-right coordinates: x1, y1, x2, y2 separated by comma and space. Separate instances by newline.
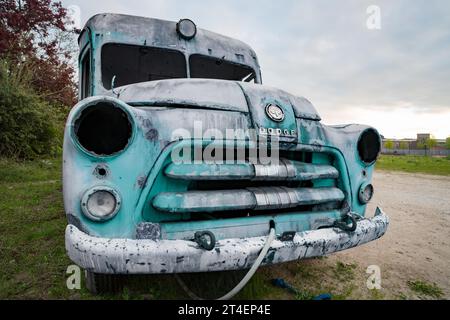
0, 0, 77, 107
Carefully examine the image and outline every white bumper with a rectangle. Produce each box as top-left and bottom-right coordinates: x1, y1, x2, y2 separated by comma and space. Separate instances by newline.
65, 208, 389, 274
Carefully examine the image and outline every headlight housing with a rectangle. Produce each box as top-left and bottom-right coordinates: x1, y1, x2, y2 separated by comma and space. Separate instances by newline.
73, 100, 133, 156
176, 19, 197, 40
358, 183, 374, 204
81, 187, 121, 221
357, 128, 381, 164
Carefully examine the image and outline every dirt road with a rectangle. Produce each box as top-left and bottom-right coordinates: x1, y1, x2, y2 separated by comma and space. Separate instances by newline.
263, 170, 450, 299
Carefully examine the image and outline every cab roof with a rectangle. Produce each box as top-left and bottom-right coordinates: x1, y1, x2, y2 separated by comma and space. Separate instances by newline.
81, 13, 261, 81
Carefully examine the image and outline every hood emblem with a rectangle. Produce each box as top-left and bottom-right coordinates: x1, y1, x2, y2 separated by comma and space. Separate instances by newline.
265, 104, 285, 122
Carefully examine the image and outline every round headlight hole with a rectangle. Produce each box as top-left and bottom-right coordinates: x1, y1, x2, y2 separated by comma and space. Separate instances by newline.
357, 128, 381, 164
74, 102, 132, 156
359, 183, 374, 204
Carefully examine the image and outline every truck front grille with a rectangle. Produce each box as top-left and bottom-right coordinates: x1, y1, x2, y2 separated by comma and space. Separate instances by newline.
142, 148, 347, 240
153, 157, 342, 214
151, 153, 344, 217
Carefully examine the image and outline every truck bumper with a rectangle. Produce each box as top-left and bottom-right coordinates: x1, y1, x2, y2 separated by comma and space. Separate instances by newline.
65, 207, 389, 274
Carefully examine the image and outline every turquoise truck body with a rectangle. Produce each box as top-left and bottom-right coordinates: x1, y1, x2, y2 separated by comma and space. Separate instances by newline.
64, 13, 388, 275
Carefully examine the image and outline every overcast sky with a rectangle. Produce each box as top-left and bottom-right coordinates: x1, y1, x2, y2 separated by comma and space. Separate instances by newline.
61, 0, 450, 139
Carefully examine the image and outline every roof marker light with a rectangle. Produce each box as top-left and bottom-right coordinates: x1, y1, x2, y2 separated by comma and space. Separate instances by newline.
177, 19, 197, 40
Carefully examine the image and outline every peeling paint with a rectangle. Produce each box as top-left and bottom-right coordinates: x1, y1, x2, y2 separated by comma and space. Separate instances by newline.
65, 208, 389, 274
145, 128, 159, 141
136, 175, 148, 189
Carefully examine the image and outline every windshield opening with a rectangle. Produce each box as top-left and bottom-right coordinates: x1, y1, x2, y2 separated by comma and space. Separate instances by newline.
189, 54, 256, 82
101, 44, 187, 89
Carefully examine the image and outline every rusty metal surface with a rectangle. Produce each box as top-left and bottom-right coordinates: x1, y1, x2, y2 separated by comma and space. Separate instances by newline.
65, 208, 389, 274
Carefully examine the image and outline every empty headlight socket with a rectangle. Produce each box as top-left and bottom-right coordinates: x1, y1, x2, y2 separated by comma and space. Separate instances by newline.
73, 100, 134, 157
358, 183, 374, 204
357, 128, 381, 165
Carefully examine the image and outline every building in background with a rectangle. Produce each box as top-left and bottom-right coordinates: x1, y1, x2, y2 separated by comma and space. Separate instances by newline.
381, 133, 448, 156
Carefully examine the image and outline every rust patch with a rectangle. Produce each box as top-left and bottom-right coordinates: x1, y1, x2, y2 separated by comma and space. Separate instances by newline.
145, 128, 159, 141
136, 175, 148, 189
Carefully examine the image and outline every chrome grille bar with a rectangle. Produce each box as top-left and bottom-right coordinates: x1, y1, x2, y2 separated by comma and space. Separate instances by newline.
164, 159, 338, 181
152, 187, 344, 213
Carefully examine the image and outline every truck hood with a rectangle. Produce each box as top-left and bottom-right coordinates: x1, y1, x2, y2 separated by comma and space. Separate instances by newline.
107, 79, 321, 121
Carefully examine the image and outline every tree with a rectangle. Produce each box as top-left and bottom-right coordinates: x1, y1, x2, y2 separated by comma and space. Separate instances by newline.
418, 138, 437, 156
0, 0, 77, 106
446, 137, 450, 150
425, 138, 437, 150
399, 141, 409, 150
384, 140, 394, 150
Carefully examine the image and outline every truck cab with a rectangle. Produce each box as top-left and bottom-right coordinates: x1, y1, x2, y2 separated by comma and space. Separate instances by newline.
78, 14, 261, 99
64, 13, 389, 294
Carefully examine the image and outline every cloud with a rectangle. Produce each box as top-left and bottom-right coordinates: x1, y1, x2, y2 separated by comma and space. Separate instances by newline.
61, 0, 450, 138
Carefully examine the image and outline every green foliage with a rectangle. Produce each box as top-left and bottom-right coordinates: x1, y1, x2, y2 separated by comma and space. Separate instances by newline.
0, 60, 66, 159
445, 137, 450, 150
417, 138, 437, 150
384, 140, 394, 150
426, 138, 437, 149
399, 141, 409, 150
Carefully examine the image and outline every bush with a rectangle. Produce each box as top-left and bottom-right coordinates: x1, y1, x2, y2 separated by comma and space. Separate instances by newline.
0, 60, 66, 159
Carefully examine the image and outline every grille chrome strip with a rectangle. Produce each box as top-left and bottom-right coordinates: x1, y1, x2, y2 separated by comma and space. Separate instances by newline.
152, 187, 344, 213
164, 159, 338, 181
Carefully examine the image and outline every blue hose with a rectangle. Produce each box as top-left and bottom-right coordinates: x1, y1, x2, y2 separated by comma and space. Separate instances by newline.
271, 278, 332, 300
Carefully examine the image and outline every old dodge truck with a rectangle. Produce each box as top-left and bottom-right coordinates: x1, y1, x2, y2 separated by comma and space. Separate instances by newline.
64, 13, 389, 295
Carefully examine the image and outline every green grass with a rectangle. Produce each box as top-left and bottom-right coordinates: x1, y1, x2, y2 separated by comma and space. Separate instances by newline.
332, 261, 357, 282
376, 155, 450, 176
0, 157, 75, 299
407, 280, 444, 299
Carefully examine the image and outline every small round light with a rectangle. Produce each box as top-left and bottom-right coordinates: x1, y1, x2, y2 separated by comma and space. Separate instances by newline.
176, 19, 197, 40
359, 183, 374, 204
81, 187, 121, 221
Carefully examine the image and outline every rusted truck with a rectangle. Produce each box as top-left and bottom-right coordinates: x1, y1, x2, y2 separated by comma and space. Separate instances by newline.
64, 13, 389, 295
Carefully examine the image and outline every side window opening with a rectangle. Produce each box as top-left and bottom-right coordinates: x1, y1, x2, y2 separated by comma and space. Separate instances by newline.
80, 49, 91, 98
189, 54, 256, 82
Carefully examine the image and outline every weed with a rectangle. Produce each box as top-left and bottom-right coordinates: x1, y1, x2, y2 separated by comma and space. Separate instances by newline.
407, 280, 443, 299
333, 261, 357, 282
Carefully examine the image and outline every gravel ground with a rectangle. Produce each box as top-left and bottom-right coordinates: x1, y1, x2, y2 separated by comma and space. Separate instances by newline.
329, 170, 450, 299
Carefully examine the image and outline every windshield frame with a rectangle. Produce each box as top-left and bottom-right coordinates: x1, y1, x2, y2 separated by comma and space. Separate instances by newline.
98, 43, 260, 91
